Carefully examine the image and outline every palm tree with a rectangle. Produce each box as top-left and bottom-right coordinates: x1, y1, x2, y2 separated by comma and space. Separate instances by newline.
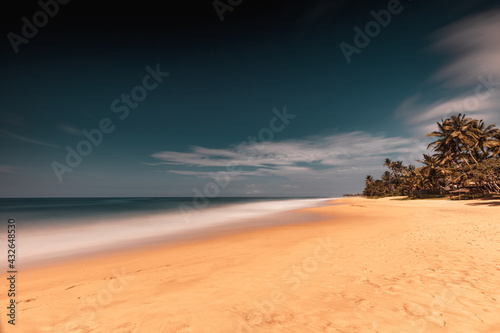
364, 114, 500, 197
472, 120, 500, 160
427, 114, 478, 166
491, 131, 500, 158
381, 170, 394, 193
364, 175, 375, 196
418, 154, 445, 191
470, 119, 500, 161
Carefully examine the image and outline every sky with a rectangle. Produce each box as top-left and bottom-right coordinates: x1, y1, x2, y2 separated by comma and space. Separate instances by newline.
1, 0, 500, 197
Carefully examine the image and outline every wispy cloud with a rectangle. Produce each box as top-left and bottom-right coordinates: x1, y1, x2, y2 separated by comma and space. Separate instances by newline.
149, 131, 423, 179
0, 130, 58, 148
59, 124, 82, 136
397, 8, 500, 137
0, 111, 23, 126
0, 165, 20, 173
396, 92, 499, 137
429, 9, 500, 88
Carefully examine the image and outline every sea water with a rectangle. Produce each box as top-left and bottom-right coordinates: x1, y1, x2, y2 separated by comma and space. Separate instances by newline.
0, 197, 336, 266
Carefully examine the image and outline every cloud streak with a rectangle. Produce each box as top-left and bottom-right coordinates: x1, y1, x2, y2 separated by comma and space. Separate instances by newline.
59, 124, 82, 136
0, 165, 20, 173
429, 9, 500, 88
397, 8, 500, 137
149, 131, 423, 179
0, 130, 58, 148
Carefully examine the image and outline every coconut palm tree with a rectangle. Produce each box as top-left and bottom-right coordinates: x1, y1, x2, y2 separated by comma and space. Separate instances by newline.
363, 115, 500, 197
381, 170, 394, 193
364, 175, 375, 196
470, 119, 500, 161
427, 114, 478, 166
418, 154, 446, 191
491, 131, 500, 158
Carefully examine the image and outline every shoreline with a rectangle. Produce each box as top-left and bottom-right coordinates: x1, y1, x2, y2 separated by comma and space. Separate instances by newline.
18, 198, 336, 268
24, 206, 335, 270
10, 197, 500, 332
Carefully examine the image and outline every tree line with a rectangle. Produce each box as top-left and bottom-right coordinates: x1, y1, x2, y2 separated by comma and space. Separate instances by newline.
363, 114, 500, 198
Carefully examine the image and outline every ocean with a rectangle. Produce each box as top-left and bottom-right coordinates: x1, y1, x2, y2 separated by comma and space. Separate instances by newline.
1, 197, 336, 266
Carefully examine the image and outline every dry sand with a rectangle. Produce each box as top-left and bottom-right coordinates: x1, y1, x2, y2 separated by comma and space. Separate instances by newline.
5, 197, 500, 332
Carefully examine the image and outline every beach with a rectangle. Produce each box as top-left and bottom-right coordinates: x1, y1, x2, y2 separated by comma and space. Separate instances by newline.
9, 197, 500, 332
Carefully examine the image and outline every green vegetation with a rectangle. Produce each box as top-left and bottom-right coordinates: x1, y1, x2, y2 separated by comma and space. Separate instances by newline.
363, 114, 500, 199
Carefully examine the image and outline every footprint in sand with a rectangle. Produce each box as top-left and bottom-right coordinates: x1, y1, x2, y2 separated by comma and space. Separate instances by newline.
18, 297, 37, 303
136, 317, 191, 333
40, 320, 100, 333
354, 298, 372, 311
381, 284, 403, 295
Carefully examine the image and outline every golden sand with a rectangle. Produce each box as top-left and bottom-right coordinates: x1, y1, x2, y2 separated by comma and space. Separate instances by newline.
8, 197, 500, 332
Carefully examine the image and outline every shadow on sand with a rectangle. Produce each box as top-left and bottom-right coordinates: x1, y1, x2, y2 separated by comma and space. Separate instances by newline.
466, 199, 500, 207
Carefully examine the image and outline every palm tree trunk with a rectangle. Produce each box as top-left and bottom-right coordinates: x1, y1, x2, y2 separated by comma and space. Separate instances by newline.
468, 151, 479, 165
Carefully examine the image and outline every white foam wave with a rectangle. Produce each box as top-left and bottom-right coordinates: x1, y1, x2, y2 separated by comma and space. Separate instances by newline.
21, 198, 337, 266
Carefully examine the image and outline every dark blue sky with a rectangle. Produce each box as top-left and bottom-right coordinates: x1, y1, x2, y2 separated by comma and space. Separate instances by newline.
2, 0, 500, 197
